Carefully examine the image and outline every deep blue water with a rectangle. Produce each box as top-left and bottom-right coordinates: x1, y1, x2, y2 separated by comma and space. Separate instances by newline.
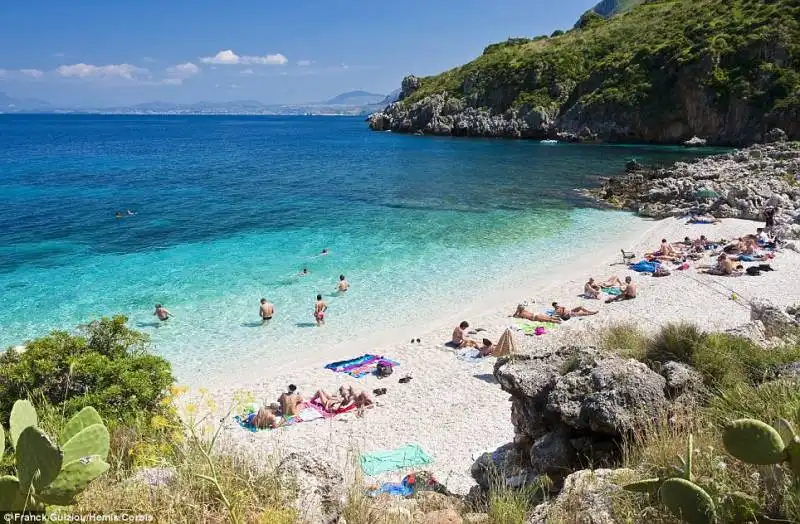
0, 115, 719, 381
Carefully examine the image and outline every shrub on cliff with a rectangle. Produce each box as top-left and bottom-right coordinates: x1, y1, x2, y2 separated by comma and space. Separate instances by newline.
0, 315, 174, 425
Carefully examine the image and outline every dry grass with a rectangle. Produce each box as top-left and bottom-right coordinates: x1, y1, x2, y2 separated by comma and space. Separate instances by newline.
599, 322, 649, 360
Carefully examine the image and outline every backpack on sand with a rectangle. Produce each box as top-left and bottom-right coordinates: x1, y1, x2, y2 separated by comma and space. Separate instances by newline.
746, 266, 761, 276
376, 361, 394, 378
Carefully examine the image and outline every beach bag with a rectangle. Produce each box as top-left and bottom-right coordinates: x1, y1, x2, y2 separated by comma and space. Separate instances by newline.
746, 266, 761, 276
758, 264, 775, 272
376, 360, 393, 378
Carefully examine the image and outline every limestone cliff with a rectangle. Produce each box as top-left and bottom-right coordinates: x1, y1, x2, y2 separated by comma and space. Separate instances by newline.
369, 0, 800, 145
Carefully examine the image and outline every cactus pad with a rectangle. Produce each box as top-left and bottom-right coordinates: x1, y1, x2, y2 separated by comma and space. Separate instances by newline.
60, 407, 104, 446
659, 478, 716, 524
723, 419, 786, 465
16, 426, 63, 492
61, 423, 110, 464
10, 399, 38, 449
721, 491, 760, 522
36, 456, 110, 506
774, 418, 797, 448
623, 478, 663, 493
0, 475, 25, 512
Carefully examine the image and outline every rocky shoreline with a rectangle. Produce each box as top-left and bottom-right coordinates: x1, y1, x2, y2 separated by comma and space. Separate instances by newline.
590, 138, 800, 239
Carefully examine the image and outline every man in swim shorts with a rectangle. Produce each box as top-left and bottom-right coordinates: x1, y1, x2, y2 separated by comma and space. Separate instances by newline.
259, 298, 275, 324
314, 294, 328, 326
153, 304, 171, 321
452, 321, 479, 348
606, 276, 637, 303
337, 275, 349, 292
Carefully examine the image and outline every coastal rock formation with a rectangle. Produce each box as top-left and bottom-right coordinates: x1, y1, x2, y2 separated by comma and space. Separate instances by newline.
275, 453, 346, 524
750, 299, 800, 338
473, 347, 674, 489
592, 142, 800, 237
368, 1, 800, 145
527, 468, 634, 524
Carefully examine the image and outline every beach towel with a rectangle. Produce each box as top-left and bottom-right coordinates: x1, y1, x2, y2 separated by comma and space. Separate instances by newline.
233, 401, 344, 432
360, 444, 432, 476
368, 475, 415, 497
456, 348, 484, 363
325, 354, 400, 378
602, 287, 622, 296
515, 319, 558, 336
630, 260, 659, 273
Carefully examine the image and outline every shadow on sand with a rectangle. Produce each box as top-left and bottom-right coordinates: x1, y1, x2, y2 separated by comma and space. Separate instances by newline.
473, 373, 498, 385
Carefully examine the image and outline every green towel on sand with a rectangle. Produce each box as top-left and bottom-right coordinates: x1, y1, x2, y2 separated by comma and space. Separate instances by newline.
360, 444, 432, 476
515, 319, 558, 335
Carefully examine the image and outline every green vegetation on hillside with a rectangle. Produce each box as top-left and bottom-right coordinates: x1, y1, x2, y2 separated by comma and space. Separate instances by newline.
403, 0, 800, 125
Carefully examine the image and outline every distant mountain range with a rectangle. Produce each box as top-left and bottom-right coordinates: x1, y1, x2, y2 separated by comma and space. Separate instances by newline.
0, 89, 400, 116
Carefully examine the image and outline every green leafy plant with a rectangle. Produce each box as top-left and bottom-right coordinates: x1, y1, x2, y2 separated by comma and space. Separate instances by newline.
0, 400, 110, 511
0, 315, 174, 426
723, 418, 800, 487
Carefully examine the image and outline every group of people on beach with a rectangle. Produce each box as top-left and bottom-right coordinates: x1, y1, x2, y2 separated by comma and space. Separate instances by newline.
246, 383, 374, 429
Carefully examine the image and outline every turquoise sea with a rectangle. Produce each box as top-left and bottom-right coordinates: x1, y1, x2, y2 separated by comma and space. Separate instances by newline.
0, 115, 719, 381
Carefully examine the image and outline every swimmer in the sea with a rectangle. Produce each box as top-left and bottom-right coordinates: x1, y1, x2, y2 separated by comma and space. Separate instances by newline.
298, 268, 310, 276
337, 274, 349, 292
115, 211, 124, 219
320, 248, 329, 256
314, 294, 327, 326
259, 298, 275, 324
154, 304, 172, 321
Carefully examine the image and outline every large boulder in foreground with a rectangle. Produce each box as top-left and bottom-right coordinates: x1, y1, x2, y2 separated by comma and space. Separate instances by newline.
275, 453, 346, 524
474, 347, 672, 488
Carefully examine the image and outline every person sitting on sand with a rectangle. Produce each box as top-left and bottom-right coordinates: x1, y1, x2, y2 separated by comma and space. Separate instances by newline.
692, 235, 709, 252
659, 238, 677, 256
479, 338, 495, 357
552, 302, 598, 320
512, 304, 562, 324
584, 278, 601, 299
599, 276, 624, 288
605, 276, 637, 303
278, 384, 304, 416
249, 403, 283, 429
702, 254, 740, 276
452, 321, 479, 348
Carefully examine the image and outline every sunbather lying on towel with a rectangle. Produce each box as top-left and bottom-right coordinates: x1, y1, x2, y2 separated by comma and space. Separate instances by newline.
689, 214, 721, 224
702, 254, 743, 276
479, 338, 495, 357
512, 304, 562, 324
312, 385, 374, 412
552, 302, 598, 320
605, 277, 637, 303
278, 384, 304, 417
248, 403, 284, 429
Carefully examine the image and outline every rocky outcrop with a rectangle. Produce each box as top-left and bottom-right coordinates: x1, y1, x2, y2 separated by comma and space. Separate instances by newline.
527, 468, 635, 524
750, 299, 800, 338
472, 347, 683, 490
275, 453, 346, 524
592, 142, 800, 237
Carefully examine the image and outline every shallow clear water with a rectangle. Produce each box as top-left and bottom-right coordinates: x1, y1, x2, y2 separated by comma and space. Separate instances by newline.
0, 115, 721, 381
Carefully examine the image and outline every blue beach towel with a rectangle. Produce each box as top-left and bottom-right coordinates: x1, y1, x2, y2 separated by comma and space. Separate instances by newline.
630, 260, 659, 273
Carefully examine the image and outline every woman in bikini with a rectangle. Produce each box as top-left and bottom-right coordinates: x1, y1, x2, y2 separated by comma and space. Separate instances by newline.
552, 302, 598, 320
512, 304, 562, 323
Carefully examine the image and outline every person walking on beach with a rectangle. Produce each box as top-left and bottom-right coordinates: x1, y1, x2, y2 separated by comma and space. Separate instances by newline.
314, 294, 328, 326
337, 274, 349, 292
154, 304, 172, 321
259, 298, 275, 324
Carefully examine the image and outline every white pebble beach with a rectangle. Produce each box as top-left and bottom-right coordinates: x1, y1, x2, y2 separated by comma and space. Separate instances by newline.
196, 216, 800, 495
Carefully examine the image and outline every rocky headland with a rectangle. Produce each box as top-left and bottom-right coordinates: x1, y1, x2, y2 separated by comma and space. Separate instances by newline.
590, 139, 800, 239
368, 0, 800, 145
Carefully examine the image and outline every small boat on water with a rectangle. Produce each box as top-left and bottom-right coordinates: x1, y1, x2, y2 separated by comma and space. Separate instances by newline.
540, 139, 558, 144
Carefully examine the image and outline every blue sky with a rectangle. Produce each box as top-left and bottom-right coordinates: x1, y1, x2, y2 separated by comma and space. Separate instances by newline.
0, 1, 596, 106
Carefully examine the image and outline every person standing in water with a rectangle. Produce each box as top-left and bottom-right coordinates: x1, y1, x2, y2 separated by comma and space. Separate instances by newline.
337, 274, 349, 292
314, 294, 328, 326
259, 298, 275, 324
154, 304, 172, 321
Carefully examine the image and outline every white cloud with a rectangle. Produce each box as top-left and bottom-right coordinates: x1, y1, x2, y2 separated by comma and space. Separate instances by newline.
240, 68, 254, 75
296, 60, 313, 67
200, 49, 287, 65
142, 56, 156, 63
20, 69, 44, 78
166, 62, 200, 78
56, 63, 146, 80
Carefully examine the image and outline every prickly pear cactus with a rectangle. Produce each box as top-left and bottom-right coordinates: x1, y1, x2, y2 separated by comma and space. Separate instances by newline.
1, 399, 111, 511
723, 419, 786, 465
774, 418, 797, 448
36, 456, 110, 506
16, 426, 63, 492
60, 407, 103, 446
658, 478, 716, 524
61, 424, 110, 464
623, 477, 663, 493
